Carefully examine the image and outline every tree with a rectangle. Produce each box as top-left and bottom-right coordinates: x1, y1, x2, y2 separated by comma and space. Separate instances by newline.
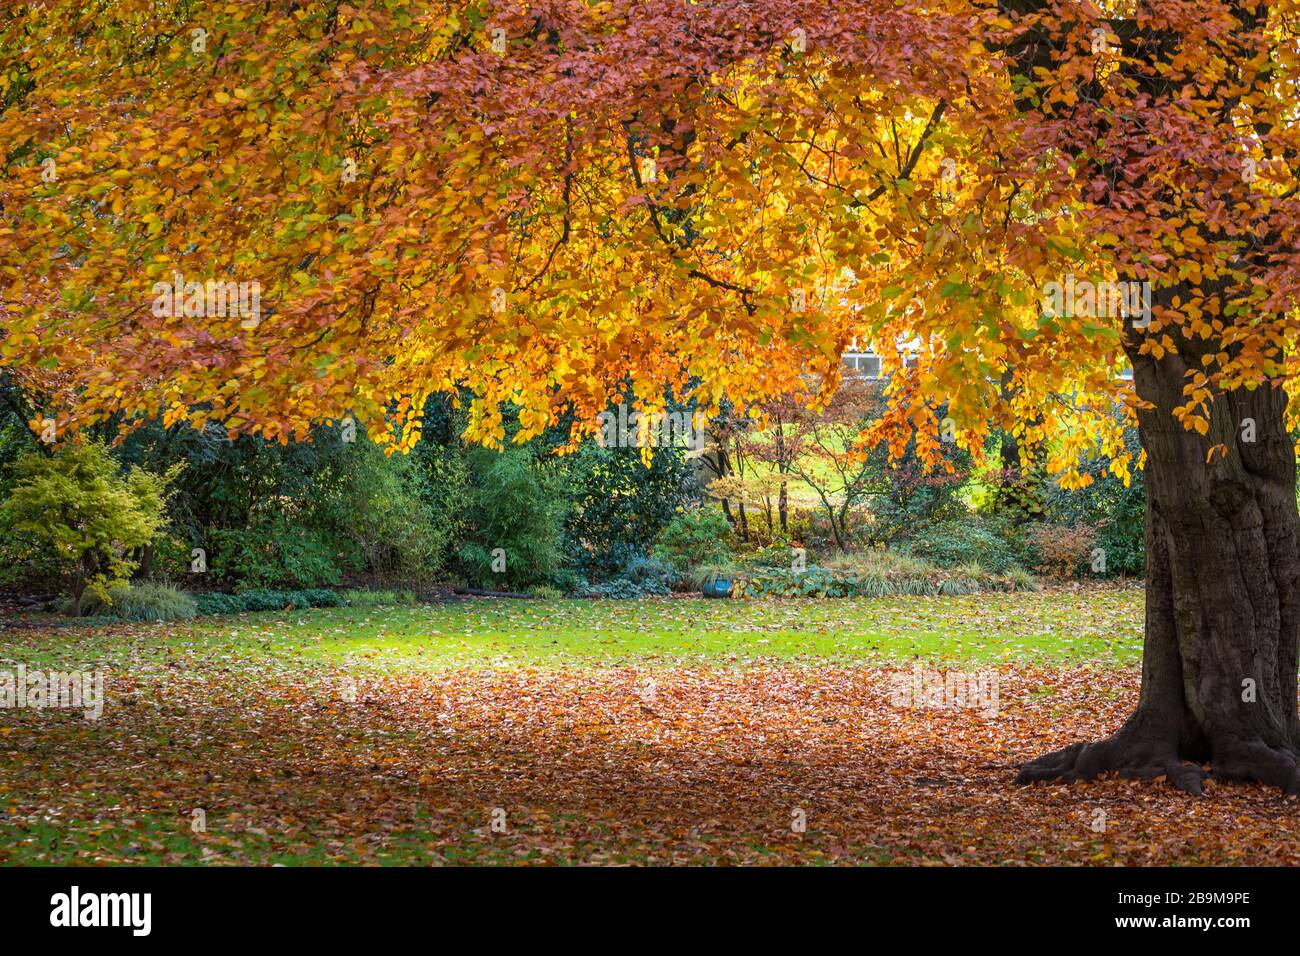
779, 376, 880, 552
0, 444, 177, 611
735, 392, 805, 536
3, 1, 1300, 789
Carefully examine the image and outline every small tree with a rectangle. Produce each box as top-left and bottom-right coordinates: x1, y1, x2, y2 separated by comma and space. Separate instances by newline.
778, 377, 880, 553
0, 443, 177, 611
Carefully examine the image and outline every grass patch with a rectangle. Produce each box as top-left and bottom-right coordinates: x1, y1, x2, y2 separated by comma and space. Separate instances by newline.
1, 587, 1145, 673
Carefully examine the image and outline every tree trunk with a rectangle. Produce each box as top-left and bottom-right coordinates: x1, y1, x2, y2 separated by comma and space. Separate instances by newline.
1018, 326, 1300, 793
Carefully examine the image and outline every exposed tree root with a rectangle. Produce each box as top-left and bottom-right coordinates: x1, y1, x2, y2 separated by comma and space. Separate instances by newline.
1016, 729, 1300, 795
1209, 737, 1300, 794
1016, 732, 1209, 795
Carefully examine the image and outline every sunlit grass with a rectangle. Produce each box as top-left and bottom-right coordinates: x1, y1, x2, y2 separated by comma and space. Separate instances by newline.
1, 587, 1144, 673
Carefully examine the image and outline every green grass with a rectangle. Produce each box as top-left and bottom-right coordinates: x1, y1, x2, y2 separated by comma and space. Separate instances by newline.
0, 587, 1144, 674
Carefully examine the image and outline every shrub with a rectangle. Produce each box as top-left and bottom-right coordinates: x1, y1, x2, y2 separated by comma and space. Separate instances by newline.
1027, 523, 1099, 579
338, 441, 464, 585
1040, 422, 1145, 576
190, 591, 248, 616
563, 438, 697, 579
341, 588, 417, 607
121, 418, 466, 591
1002, 566, 1041, 592
895, 518, 1024, 574
821, 548, 943, 577
742, 541, 805, 569
457, 447, 569, 589
236, 588, 343, 611
210, 516, 342, 590
653, 507, 734, 570
191, 588, 344, 616
0, 443, 179, 611
64, 580, 197, 621
731, 558, 1032, 599
583, 552, 674, 598
990, 464, 1049, 522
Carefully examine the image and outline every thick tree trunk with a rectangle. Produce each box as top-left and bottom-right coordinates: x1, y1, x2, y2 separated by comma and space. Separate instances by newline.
1018, 330, 1300, 793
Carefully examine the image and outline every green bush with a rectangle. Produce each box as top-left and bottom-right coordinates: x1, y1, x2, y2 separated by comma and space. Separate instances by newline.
732, 561, 1034, 599
563, 437, 697, 579
341, 588, 417, 607
119, 417, 466, 591
457, 447, 569, 590
191, 588, 344, 616
338, 440, 463, 585
189, 591, 247, 616
64, 581, 197, 621
210, 516, 342, 590
584, 553, 674, 598
0, 443, 178, 610
653, 507, 734, 570
895, 518, 1025, 574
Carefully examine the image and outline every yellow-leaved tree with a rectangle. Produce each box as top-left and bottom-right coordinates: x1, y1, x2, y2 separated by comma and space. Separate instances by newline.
4, 0, 1300, 790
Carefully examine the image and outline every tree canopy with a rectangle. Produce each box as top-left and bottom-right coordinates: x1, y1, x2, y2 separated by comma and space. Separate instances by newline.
2, 0, 1297, 486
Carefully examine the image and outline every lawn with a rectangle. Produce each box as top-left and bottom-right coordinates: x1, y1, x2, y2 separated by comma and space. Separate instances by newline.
1, 586, 1144, 674
9, 585, 1300, 867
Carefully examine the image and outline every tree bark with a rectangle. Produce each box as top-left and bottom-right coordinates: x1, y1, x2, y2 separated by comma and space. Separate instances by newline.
1018, 323, 1300, 793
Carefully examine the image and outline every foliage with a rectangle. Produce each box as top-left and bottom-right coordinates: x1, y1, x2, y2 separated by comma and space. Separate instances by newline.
895, 519, 1025, 575
584, 553, 674, 599
209, 518, 342, 590
335, 440, 463, 585
66, 580, 197, 621
341, 588, 418, 608
820, 548, 950, 578
191, 588, 344, 616
652, 507, 735, 571
679, 560, 741, 593
731, 561, 1034, 599
769, 377, 882, 551
1027, 524, 1100, 580
121, 421, 464, 590
0, 443, 178, 608
742, 541, 806, 569
990, 463, 1049, 523
8, 0, 1283, 491
563, 437, 697, 580
457, 447, 569, 590
1041, 426, 1145, 577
